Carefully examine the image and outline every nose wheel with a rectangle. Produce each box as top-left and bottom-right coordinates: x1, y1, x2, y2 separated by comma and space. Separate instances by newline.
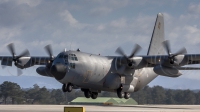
62, 83, 73, 92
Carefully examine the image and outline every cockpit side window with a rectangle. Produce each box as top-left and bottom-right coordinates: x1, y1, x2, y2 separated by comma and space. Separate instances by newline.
64, 55, 68, 64
58, 54, 63, 58
68, 54, 78, 61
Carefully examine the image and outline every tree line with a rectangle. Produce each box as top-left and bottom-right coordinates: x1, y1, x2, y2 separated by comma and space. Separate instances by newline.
0, 81, 199, 104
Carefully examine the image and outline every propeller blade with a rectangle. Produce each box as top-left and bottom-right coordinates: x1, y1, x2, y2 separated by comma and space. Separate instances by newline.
115, 47, 127, 58
44, 44, 53, 58
7, 43, 15, 57
17, 68, 23, 76
162, 40, 171, 55
173, 47, 187, 57
16, 49, 30, 60
128, 44, 141, 58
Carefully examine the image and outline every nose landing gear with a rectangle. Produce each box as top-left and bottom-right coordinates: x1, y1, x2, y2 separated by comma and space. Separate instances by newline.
62, 83, 73, 92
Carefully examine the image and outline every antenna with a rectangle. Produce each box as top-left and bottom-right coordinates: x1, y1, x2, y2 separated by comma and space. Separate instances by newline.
70, 42, 72, 50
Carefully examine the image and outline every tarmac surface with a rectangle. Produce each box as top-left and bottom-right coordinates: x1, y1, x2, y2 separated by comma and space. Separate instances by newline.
0, 105, 200, 112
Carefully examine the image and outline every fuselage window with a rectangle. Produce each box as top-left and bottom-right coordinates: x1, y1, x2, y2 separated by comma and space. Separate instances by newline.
64, 55, 68, 64
74, 57, 78, 61
70, 63, 75, 69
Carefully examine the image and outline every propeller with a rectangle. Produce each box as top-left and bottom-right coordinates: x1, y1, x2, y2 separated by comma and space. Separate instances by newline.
44, 44, 55, 69
162, 40, 187, 64
115, 44, 142, 67
4, 43, 30, 76
44, 44, 54, 61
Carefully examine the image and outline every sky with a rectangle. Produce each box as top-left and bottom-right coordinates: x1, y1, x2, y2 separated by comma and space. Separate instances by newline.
1, 0, 200, 89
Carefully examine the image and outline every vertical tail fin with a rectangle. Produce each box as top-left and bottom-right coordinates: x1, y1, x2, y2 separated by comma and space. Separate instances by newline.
147, 13, 165, 55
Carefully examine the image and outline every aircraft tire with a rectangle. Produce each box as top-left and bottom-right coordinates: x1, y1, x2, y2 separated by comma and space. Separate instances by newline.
62, 84, 67, 92
84, 90, 91, 98
117, 89, 124, 98
124, 92, 130, 99
67, 83, 72, 92
91, 92, 98, 99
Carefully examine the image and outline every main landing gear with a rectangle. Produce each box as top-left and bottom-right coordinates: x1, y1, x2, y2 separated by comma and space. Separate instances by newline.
62, 83, 73, 92
82, 89, 98, 99
117, 88, 130, 99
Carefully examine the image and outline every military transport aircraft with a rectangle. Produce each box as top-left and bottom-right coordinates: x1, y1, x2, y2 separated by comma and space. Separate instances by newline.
1, 13, 200, 99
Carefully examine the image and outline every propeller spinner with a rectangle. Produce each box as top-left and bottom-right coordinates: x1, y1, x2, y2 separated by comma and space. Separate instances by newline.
162, 40, 187, 64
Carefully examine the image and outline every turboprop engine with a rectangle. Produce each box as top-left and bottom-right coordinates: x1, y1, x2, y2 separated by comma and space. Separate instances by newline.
153, 65, 182, 77
114, 44, 146, 76
36, 45, 67, 80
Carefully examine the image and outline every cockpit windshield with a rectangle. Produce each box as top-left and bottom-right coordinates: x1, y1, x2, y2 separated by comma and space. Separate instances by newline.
57, 53, 78, 60
56, 53, 78, 69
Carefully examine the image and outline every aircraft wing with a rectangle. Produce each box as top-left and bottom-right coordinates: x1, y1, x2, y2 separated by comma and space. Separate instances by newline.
143, 54, 200, 67
28, 56, 51, 65
0, 56, 51, 67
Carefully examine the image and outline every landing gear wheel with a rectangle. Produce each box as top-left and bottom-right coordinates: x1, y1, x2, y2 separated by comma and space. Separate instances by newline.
84, 90, 91, 98
124, 92, 130, 99
117, 89, 124, 98
91, 92, 98, 99
67, 83, 73, 92
62, 84, 67, 92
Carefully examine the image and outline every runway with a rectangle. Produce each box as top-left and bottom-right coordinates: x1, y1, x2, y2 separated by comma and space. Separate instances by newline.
0, 105, 200, 112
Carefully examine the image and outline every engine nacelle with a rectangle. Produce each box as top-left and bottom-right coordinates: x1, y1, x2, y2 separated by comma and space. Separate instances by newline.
36, 67, 54, 77
103, 73, 121, 89
153, 65, 182, 77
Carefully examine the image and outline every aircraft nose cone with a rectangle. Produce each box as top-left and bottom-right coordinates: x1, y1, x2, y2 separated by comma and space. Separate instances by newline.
50, 63, 67, 80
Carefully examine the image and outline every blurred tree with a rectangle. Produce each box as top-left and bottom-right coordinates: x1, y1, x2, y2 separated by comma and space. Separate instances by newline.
0, 81, 24, 104
195, 91, 200, 104
165, 89, 176, 104
183, 90, 196, 104
51, 89, 66, 104
34, 87, 51, 104
151, 86, 166, 104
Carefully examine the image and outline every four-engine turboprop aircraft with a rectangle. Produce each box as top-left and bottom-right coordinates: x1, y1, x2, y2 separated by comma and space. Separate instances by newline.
1, 13, 200, 99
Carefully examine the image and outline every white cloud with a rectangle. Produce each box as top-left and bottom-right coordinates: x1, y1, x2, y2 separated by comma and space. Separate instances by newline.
188, 3, 200, 14
90, 7, 113, 16
60, 10, 78, 26
15, 0, 41, 7
89, 0, 130, 16
110, 18, 127, 28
